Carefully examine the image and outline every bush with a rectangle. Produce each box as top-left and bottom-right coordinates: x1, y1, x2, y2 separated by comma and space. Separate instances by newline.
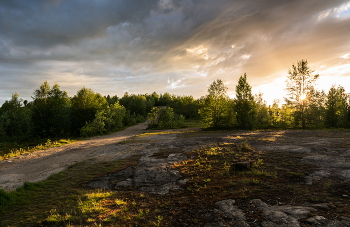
147, 107, 185, 129
80, 103, 126, 137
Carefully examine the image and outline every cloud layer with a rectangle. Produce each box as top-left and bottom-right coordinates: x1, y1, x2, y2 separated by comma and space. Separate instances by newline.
1, 0, 350, 104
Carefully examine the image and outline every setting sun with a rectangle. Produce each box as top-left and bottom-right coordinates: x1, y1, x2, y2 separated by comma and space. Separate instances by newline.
299, 94, 307, 101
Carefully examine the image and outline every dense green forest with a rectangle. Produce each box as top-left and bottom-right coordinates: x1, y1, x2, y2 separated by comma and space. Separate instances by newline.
1, 59, 349, 145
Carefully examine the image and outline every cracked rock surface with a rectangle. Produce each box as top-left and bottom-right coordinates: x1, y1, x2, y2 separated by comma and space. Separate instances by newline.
205, 199, 350, 227
88, 142, 190, 194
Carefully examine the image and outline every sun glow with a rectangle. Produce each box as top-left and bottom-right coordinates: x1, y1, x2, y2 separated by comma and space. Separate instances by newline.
253, 77, 287, 106
299, 94, 306, 101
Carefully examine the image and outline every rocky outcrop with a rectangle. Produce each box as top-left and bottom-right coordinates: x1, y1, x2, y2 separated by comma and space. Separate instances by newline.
205, 199, 350, 227
88, 152, 187, 194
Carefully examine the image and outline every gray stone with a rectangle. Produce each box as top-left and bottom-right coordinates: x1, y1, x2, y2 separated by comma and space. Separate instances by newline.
305, 216, 328, 225
87, 166, 136, 189
305, 170, 330, 185
88, 152, 187, 194
178, 178, 189, 184
307, 203, 329, 210
214, 199, 250, 227
115, 178, 132, 187
262, 145, 311, 153
276, 205, 316, 219
303, 155, 350, 168
204, 220, 229, 227
262, 210, 299, 227
338, 170, 350, 182
323, 219, 350, 227
251, 199, 316, 227
250, 199, 269, 209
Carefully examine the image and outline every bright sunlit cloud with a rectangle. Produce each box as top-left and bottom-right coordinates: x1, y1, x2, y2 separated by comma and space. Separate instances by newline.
167, 78, 185, 89
317, 1, 350, 20
315, 64, 350, 89
341, 54, 350, 59
186, 46, 209, 60
240, 54, 251, 60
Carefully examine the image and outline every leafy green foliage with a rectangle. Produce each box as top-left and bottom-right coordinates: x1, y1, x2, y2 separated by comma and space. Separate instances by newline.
80, 102, 126, 137
31, 82, 72, 137
147, 107, 185, 129
167, 95, 200, 118
255, 93, 270, 128
325, 85, 349, 128
157, 92, 172, 106
199, 79, 230, 128
0, 93, 32, 141
71, 87, 108, 134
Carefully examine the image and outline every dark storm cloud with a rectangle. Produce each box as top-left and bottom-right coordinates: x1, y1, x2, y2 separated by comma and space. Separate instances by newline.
0, 0, 350, 105
0, 0, 160, 47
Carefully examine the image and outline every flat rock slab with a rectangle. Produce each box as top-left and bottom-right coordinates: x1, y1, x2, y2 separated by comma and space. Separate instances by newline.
204, 198, 350, 227
88, 152, 187, 194
261, 145, 311, 153
302, 155, 350, 168
251, 199, 310, 227
259, 142, 350, 185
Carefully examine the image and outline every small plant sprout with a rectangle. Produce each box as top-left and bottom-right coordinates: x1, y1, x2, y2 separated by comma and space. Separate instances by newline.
115, 199, 127, 206
153, 215, 163, 226
253, 159, 264, 168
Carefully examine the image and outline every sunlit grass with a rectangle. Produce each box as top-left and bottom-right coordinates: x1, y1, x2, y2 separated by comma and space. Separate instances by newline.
0, 138, 77, 161
138, 130, 197, 138
0, 156, 140, 226
78, 191, 113, 214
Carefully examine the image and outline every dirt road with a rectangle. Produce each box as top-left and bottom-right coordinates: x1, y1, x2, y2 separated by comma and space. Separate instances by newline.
0, 122, 149, 191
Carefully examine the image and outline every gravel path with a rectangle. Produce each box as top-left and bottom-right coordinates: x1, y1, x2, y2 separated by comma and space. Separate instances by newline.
0, 122, 148, 191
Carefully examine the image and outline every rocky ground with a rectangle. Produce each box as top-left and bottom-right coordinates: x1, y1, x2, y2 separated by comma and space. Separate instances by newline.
87, 129, 350, 226
1, 123, 350, 226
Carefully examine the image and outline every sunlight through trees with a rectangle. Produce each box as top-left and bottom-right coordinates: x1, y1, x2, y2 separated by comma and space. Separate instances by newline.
0, 59, 350, 144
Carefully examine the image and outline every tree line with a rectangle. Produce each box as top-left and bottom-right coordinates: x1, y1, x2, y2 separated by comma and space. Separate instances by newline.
199, 60, 350, 129
0, 59, 349, 143
0, 81, 201, 142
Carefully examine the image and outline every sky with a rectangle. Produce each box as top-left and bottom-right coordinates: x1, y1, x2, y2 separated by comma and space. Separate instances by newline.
1, 0, 350, 105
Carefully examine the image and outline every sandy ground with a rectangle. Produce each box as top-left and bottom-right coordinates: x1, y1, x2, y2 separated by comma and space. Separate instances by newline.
0, 122, 149, 191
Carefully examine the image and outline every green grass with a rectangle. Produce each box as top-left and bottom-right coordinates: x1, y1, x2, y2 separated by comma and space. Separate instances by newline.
0, 138, 77, 161
183, 119, 205, 128
0, 156, 140, 226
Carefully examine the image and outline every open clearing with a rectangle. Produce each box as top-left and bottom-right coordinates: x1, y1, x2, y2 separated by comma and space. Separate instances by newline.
0, 123, 350, 226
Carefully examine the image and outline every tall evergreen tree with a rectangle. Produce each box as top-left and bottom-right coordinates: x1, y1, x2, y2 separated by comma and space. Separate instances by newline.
234, 73, 256, 129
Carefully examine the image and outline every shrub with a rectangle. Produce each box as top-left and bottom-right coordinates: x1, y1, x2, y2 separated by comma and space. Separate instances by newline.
147, 107, 185, 129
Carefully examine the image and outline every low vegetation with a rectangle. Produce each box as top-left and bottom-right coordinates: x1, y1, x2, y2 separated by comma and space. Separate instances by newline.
0, 139, 76, 161
1, 134, 349, 226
